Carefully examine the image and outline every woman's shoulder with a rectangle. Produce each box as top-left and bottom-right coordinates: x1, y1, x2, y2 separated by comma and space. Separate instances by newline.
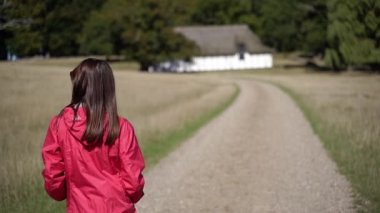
118, 116, 135, 130
46, 113, 65, 133
118, 117, 137, 141
47, 106, 78, 129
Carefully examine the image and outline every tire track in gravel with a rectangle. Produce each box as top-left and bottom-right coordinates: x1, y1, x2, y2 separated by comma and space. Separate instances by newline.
137, 80, 354, 213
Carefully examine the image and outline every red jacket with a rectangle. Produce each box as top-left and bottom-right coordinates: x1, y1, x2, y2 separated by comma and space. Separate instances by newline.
42, 107, 145, 213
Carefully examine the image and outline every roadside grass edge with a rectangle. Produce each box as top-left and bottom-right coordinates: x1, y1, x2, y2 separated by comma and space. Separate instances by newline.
259, 80, 375, 213
142, 83, 240, 168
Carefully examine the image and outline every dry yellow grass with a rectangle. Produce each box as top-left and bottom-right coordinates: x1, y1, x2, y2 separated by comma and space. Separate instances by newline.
116, 72, 234, 144
4, 56, 377, 211
0, 60, 235, 212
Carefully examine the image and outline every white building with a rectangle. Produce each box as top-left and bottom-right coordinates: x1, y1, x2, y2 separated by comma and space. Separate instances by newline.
153, 25, 273, 72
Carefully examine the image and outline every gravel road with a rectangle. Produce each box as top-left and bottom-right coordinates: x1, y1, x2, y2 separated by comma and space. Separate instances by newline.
137, 80, 354, 213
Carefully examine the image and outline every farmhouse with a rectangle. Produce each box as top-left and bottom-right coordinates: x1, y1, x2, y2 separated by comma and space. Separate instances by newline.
154, 24, 273, 72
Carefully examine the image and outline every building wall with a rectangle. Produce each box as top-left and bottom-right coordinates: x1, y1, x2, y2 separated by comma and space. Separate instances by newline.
154, 53, 273, 72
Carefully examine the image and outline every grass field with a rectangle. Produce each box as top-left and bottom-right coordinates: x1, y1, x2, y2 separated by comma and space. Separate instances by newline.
218, 68, 380, 212
1, 57, 379, 212
0, 59, 236, 212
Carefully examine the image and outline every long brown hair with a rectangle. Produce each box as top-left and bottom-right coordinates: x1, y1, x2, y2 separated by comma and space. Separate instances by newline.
69, 58, 120, 145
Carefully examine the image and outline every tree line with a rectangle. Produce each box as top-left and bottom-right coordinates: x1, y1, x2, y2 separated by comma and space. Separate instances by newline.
1, 0, 379, 71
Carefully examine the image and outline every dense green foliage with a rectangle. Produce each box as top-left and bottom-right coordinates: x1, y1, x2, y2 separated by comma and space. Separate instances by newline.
258, 0, 327, 54
325, 0, 380, 70
1, 0, 379, 70
121, 0, 197, 70
191, 0, 257, 28
2, 0, 103, 57
79, 0, 198, 70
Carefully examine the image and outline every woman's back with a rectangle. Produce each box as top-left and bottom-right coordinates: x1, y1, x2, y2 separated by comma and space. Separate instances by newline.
41, 58, 144, 213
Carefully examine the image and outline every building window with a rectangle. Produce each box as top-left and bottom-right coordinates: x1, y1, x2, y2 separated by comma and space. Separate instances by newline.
238, 43, 246, 60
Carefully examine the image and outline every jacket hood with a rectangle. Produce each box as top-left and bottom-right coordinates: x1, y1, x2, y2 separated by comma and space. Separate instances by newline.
62, 106, 90, 146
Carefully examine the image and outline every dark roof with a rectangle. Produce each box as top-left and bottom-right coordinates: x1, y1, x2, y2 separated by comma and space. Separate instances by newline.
174, 25, 273, 56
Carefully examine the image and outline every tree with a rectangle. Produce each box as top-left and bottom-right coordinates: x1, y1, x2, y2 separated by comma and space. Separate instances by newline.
257, 0, 303, 52
43, 0, 104, 56
78, 0, 126, 56
191, 0, 258, 30
257, 0, 328, 54
122, 0, 198, 70
80, 0, 198, 70
3, 0, 44, 57
325, 0, 380, 70
298, 0, 328, 55
0, 0, 34, 59
4, 0, 103, 57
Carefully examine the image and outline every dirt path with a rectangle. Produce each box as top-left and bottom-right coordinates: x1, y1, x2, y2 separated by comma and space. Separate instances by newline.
137, 80, 354, 213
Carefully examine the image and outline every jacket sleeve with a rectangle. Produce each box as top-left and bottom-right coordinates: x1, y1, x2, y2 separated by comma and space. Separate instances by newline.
41, 117, 66, 201
119, 120, 145, 203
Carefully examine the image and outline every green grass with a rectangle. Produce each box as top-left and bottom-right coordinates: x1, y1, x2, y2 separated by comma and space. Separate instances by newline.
0, 177, 66, 213
142, 83, 240, 167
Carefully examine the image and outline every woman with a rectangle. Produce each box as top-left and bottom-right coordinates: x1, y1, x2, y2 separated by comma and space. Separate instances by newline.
41, 58, 145, 213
